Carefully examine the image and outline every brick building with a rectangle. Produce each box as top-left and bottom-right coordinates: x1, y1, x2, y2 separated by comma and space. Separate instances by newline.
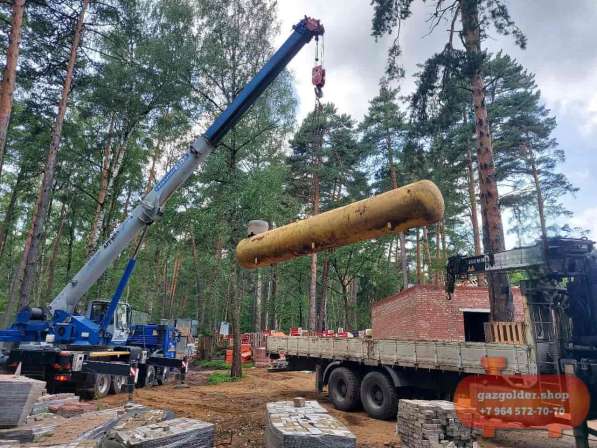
371, 285, 525, 342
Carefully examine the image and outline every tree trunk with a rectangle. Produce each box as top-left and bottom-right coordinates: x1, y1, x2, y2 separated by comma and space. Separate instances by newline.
169, 257, 181, 319
190, 234, 204, 326
161, 259, 169, 318
268, 264, 277, 330
308, 165, 320, 331
317, 254, 329, 331
416, 227, 421, 284
44, 201, 68, 303
255, 269, 262, 332
386, 136, 408, 288
230, 266, 242, 378
434, 225, 441, 286
341, 281, 349, 330
0, 168, 23, 257
13, 0, 90, 310
465, 118, 482, 256
87, 115, 114, 255
349, 277, 358, 331
423, 226, 433, 284
460, 0, 512, 321
144, 144, 161, 194
0, 0, 26, 182
524, 144, 548, 242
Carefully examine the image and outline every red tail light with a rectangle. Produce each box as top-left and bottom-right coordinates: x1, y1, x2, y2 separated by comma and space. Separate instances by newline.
54, 374, 71, 382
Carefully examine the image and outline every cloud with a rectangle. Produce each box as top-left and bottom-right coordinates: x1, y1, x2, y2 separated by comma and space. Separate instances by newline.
569, 207, 597, 238
275, 0, 596, 234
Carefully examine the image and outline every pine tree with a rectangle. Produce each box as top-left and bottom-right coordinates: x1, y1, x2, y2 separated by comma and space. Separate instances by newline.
371, 0, 526, 321
360, 83, 409, 289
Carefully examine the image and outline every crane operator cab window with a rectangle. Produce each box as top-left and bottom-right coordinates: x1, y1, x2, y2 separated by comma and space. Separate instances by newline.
87, 300, 131, 332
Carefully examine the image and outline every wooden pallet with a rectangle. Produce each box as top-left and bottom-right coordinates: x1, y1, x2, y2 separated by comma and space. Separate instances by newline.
484, 321, 526, 344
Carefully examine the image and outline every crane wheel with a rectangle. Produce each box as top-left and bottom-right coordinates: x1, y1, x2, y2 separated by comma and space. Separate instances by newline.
110, 375, 126, 394
157, 367, 169, 385
93, 374, 112, 399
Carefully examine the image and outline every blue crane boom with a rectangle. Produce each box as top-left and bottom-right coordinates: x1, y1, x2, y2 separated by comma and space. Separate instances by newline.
47, 17, 324, 320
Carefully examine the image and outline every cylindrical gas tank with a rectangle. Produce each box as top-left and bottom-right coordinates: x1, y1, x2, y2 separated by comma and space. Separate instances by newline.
236, 179, 444, 269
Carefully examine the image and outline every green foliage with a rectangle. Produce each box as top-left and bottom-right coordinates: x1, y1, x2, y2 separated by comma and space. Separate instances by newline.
0, 0, 582, 335
207, 371, 242, 385
194, 359, 230, 370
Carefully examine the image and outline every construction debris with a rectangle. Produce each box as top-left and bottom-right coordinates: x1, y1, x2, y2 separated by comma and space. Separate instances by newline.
0, 375, 46, 428
0, 417, 60, 443
265, 399, 356, 448
48, 402, 97, 418
397, 400, 482, 448
31, 393, 80, 415
102, 417, 214, 448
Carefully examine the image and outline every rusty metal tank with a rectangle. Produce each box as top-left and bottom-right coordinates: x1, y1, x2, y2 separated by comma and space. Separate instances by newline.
236, 179, 444, 269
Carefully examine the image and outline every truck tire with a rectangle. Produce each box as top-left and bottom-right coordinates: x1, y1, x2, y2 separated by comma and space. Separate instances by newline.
328, 367, 361, 411
157, 367, 169, 385
110, 375, 126, 394
94, 374, 112, 399
360, 371, 397, 420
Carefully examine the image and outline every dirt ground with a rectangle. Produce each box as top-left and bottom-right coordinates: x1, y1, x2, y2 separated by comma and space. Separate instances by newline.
98, 367, 597, 448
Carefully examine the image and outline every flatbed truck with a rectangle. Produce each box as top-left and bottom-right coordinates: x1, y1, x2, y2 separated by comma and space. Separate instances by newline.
267, 238, 597, 448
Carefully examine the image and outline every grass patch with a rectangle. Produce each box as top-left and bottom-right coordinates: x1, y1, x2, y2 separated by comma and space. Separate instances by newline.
207, 371, 242, 385
193, 359, 230, 370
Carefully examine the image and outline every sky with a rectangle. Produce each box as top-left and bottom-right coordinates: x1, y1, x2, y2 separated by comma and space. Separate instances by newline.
275, 1, 597, 246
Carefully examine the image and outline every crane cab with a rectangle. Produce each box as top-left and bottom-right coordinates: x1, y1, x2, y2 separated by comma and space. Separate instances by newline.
86, 300, 132, 345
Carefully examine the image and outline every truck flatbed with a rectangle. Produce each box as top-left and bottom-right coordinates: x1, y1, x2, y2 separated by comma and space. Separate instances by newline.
267, 336, 537, 376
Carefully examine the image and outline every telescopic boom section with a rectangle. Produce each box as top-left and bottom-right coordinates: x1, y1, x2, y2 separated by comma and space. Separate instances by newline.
48, 17, 324, 317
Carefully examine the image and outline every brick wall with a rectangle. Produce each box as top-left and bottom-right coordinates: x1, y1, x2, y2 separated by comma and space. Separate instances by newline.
371, 285, 525, 341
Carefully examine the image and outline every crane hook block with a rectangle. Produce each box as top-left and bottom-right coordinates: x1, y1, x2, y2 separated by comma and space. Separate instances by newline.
312, 65, 326, 89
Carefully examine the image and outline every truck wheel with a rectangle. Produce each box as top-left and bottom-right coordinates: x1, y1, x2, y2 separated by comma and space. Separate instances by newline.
157, 367, 169, 385
328, 367, 361, 411
360, 371, 397, 420
110, 375, 126, 394
144, 365, 156, 387
94, 374, 112, 399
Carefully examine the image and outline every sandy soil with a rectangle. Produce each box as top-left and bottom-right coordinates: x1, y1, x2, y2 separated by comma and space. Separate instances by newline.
98, 367, 596, 448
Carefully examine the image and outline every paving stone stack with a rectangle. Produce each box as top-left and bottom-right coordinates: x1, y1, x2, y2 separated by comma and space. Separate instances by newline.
397, 400, 482, 448
103, 417, 214, 448
265, 399, 356, 448
0, 375, 46, 428
266, 400, 327, 415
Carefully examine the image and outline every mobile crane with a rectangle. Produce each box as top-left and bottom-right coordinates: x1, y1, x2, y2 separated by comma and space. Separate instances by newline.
0, 16, 325, 398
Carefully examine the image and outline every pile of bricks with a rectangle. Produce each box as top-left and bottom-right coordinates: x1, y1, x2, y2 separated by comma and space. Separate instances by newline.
397, 400, 481, 448
48, 401, 97, 418
264, 399, 356, 448
253, 347, 271, 368
0, 375, 46, 428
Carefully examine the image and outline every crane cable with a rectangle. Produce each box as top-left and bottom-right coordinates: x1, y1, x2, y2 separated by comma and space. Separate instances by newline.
310, 33, 326, 208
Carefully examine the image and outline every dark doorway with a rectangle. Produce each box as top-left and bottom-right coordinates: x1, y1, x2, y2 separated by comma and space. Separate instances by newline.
463, 311, 489, 342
